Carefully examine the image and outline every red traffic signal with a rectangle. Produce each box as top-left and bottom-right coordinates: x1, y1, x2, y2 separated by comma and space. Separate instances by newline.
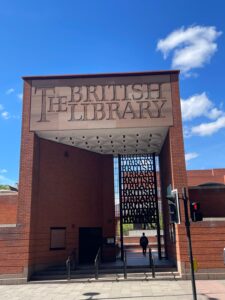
190, 202, 203, 222
193, 202, 198, 210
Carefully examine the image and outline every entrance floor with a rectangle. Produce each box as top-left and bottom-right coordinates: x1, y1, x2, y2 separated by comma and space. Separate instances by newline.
104, 249, 173, 269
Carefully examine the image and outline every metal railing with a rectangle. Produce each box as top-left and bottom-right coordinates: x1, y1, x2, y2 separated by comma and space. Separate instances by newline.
66, 255, 71, 280
94, 247, 101, 280
149, 247, 155, 278
123, 249, 127, 279
66, 249, 76, 280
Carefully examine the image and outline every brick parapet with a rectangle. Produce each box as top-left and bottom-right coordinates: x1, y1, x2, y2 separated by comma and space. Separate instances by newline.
187, 169, 225, 186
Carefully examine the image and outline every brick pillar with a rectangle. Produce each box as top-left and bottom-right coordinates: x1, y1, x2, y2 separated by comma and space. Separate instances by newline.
0, 80, 37, 282
159, 73, 188, 275
17, 80, 38, 279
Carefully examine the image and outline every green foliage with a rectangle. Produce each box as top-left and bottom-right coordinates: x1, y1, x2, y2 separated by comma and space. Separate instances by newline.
123, 223, 133, 236
0, 185, 10, 190
115, 222, 134, 236
159, 213, 164, 229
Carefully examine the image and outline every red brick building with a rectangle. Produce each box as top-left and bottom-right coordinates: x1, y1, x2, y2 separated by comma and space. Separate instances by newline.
0, 70, 225, 283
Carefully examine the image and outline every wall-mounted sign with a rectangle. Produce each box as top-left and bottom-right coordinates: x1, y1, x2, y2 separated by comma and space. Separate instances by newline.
29, 74, 173, 131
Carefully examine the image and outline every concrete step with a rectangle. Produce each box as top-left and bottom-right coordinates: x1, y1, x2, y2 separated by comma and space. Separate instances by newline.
30, 271, 180, 283
124, 243, 164, 248
32, 266, 176, 276
31, 262, 175, 274
31, 266, 177, 281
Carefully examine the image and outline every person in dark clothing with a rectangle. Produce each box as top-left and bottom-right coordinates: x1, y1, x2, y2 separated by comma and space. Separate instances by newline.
140, 232, 148, 255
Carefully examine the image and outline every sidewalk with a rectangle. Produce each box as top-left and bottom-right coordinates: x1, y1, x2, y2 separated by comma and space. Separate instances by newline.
1, 280, 225, 300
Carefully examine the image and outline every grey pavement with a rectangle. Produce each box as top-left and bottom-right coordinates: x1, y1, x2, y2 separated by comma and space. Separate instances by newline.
1, 280, 225, 300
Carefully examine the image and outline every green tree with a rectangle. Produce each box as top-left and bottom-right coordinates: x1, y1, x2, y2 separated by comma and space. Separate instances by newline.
0, 185, 10, 190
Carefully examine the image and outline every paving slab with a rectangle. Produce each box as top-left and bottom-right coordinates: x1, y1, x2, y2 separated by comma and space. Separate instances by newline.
0, 280, 225, 299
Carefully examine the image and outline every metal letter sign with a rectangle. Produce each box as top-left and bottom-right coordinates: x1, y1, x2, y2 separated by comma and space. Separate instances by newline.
119, 154, 159, 225
30, 74, 173, 132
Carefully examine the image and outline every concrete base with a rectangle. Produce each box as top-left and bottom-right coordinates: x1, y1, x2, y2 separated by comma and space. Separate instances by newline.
0, 274, 27, 285
182, 269, 225, 280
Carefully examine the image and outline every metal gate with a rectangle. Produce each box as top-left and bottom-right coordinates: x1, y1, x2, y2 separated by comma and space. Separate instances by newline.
118, 153, 161, 259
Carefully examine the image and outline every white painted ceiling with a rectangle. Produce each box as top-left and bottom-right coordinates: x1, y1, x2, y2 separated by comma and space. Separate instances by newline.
36, 127, 168, 155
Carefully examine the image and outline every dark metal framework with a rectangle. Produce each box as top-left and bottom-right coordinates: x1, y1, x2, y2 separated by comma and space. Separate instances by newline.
118, 154, 161, 259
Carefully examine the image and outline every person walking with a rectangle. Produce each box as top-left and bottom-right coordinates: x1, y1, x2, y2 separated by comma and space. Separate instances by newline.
140, 232, 148, 255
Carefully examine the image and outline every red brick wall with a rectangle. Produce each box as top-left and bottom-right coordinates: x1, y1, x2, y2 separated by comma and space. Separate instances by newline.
180, 189, 225, 276
28, 138, 115, 271
187, 174, 225, 275
179, 221, 225, 278
0, 194, 18, 224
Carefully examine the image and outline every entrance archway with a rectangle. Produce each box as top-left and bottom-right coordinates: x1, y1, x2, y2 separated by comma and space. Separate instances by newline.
12, 70, 188, 281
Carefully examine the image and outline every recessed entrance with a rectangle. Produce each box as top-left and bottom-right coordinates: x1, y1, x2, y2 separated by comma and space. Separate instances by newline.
79, 227, 102, 264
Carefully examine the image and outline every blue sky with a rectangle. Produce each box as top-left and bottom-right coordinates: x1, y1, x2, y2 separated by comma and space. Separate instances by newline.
0, 0, 225, 185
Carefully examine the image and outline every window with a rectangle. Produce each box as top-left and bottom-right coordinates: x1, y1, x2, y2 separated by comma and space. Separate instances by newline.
50, 227, 66, 250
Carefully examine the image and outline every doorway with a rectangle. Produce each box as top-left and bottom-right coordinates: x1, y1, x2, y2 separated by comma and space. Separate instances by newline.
79, 227, 102, 264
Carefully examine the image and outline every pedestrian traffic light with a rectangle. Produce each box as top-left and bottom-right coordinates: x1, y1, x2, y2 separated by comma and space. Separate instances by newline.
166, 189, 181, 224
190, 202, 203, 222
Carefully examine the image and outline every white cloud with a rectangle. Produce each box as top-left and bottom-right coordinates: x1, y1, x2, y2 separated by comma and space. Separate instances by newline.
1, 111, 10, 119
6, 88, 15, 95
17, 93, 23, 100
157, 25, 222, 75
0, 169, 7, 174
0, 105, 12, 120
181, 92, 223, 121
191, 116, 225, 136
208, 107, 223, 120
185, 152, 199, 161
182, 92, 225, 137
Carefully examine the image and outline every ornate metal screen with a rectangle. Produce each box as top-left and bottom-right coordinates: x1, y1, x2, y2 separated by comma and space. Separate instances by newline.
118, 153, 162, 259
118, 154, 159, 225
